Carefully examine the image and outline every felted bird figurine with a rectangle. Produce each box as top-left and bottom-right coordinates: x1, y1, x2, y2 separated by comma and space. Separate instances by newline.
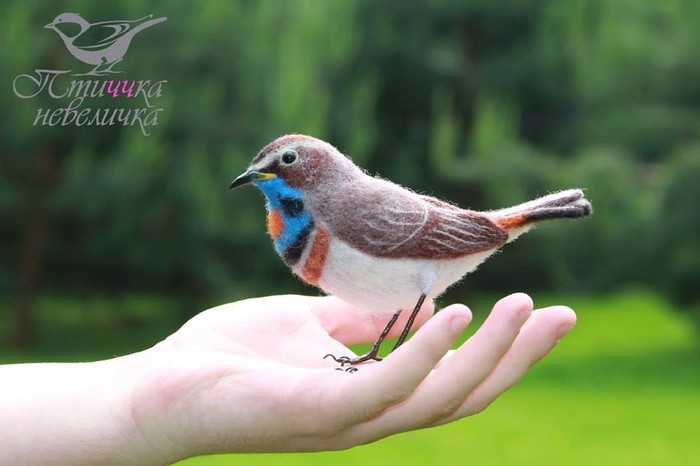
230, 134, 592, 365
44, 13, 167, 76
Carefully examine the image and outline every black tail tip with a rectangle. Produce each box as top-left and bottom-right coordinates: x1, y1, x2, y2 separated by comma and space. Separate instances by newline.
580, 199, 593, 217
526, 199, 592, 223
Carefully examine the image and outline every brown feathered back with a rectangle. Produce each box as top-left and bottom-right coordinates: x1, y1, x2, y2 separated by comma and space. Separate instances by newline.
313, 176, 507, 259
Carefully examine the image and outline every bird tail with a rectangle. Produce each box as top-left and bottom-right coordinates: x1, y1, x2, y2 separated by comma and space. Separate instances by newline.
487, 189, 592, 231
129, 16, 168, 35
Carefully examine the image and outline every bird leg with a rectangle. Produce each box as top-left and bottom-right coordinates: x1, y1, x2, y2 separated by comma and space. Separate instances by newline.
391, 293, 427, 351
101, 58, 125, 74
74, 62, 107, 77
324, 293, 428, 366
74, 58, 124, 77
324, 309, 402, 366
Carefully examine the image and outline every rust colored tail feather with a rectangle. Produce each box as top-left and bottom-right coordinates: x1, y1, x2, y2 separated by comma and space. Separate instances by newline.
491, 189, 592, 230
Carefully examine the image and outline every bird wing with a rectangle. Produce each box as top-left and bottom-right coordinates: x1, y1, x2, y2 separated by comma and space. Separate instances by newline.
418, 194, 462, 211
72, 23, 130, 49
318, 180, 507, 260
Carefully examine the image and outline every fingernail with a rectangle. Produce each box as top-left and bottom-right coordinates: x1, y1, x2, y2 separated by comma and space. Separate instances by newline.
557, 323, 575, 339
450, 316, 469, 336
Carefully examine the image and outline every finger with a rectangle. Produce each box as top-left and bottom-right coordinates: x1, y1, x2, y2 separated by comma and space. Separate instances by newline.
329, 305, 472, 428
354, 293, 532, 437
440, 305, 576, 422
305, 295, 435, 345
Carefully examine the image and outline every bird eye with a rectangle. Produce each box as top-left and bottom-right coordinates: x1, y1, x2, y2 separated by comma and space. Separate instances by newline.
281, 150, 297, 164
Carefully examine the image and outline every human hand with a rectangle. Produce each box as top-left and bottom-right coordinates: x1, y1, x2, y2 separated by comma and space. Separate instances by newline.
124, 293, 576, 463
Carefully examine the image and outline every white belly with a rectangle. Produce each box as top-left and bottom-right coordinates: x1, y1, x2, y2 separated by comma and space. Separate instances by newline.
309, 237, 497, 313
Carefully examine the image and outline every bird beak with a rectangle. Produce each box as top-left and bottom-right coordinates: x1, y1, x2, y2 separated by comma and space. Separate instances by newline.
44, 22, 55, 29
229, 170, 276, 189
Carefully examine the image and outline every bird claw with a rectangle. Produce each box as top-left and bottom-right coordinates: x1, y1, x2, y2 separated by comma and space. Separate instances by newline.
324, 352, 382, 367
334, 366, 359, 373
324, 353, 352, 366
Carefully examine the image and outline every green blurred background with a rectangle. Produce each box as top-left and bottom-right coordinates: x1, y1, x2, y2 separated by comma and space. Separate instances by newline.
1, 0, 699, 464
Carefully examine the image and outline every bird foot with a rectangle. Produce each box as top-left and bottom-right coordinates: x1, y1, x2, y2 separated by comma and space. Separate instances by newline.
334, 366, 359, 373
74, 61, 124, 77
100, 68, 125, 75
324, 352, 382, 367
73, 69, 123, 77
73, 70, 108, 77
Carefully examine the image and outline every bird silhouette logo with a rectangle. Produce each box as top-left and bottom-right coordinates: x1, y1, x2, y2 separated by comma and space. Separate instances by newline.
44, 13, 167, 76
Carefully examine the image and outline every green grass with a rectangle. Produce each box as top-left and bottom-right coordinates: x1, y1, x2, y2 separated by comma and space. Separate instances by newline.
175, 290, 700, 466
0, 292, 186, 363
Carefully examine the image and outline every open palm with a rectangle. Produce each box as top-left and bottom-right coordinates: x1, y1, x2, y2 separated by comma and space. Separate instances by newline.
127, 293, 575, 462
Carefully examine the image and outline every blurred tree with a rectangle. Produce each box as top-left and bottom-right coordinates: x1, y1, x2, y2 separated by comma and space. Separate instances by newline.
656, 145, 700, 322
3, 0, 700, 348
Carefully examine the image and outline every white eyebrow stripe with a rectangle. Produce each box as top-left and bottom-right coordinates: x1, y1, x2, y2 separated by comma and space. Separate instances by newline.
251, 152, 278, 171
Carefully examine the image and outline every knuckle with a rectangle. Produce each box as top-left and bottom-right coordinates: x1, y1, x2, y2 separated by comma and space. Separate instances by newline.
441, 397, 465, 416
467, 398, 491, 415
379, 386, 414, 407
418, 398, 467, 426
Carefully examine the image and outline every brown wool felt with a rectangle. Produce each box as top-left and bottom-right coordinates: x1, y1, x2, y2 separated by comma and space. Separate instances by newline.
242, 134, 593, 312
314, 178, 509, 260
301, 227, 331, 285
495, 213, 528, 230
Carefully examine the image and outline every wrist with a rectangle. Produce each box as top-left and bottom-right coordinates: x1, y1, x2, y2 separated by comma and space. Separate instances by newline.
0, 349, 182, 466
104, 345, 191, 465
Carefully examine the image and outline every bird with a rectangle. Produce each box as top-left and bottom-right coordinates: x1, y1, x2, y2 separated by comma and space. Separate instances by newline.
44, 13, 167, 76
230, 134, 592, 365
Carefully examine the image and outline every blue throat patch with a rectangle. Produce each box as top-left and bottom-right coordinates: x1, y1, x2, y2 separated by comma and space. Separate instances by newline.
254, 177, 313, 260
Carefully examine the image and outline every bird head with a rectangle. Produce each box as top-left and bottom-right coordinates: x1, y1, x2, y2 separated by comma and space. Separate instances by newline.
45, 13, 89, 38
230, 134, 363, 195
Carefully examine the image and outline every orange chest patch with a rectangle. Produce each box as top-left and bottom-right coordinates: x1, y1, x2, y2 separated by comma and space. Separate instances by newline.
301, 227, 331, 286
267, 209, 284, 239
